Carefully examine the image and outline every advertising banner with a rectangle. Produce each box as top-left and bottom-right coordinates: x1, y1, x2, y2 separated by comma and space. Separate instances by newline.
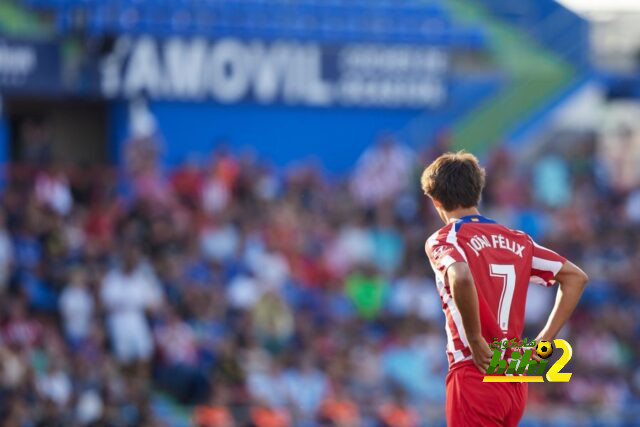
0, 38, 61, 94
99, 37, 449, 109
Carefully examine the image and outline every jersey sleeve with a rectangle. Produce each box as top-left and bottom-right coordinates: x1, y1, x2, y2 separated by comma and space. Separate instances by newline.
529, 238, 567, 287
425, 231, 467, 275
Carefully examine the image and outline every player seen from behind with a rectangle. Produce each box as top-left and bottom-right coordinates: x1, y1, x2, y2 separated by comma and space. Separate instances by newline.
422, 151, 588, 426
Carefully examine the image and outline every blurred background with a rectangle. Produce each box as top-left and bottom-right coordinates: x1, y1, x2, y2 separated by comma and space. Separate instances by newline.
0, 0, 639, 426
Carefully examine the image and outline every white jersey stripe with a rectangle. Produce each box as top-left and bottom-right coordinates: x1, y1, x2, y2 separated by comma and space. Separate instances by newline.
440, 255, 458, 271
532, 256, 563, 275
444, 224, 471, 353
434, 265, 471, 364
427, 223, 472, 366
446, 297, 470, 348
446, 224, 468, 262
443, 312, 456, 354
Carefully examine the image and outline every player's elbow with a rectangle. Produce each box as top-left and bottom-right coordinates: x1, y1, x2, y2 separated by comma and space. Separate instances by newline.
571, 264, 589, 289
577, 269, 589, 288
557, 261, 588, 290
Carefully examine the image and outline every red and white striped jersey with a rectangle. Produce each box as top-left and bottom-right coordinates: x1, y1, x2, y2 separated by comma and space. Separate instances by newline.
425, 214, 566, 368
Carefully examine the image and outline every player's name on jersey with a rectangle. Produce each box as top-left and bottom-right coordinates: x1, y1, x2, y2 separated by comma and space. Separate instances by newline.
466, 233, 525, 258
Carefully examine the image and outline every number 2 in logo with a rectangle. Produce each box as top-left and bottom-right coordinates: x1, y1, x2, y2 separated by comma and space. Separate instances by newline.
546, 339, 573, 382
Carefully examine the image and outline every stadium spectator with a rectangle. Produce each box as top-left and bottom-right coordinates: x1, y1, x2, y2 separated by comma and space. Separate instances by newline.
376, 389, 419, 427
282, 354, 328, 422
318, 385, 360, 427
58, 267, 94, 344
100, 245, 163, 366
193, 388, 235, 427
350, 137, 414, 206
249, 402, 291, 427
154, 307, 209, 404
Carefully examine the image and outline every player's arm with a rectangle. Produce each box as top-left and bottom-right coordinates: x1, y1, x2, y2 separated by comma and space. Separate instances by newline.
535, 260, 588, 342
447, 262, 493, 372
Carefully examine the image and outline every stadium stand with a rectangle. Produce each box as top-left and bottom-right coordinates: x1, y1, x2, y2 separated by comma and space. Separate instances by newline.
0, 1, 638, 426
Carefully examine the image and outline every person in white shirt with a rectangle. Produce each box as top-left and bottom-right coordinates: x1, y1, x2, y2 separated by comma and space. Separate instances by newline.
101, 246, 163, 368
37, 358, 72, 408
59, 267, 94, 343
350, 137, 414, 206
34, 168, 73, 216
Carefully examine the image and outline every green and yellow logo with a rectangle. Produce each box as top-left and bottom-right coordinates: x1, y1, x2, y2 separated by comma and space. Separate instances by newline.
483, 338, 573, 383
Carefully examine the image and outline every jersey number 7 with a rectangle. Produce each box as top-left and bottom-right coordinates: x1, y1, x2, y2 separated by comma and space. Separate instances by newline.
489, 264, 516, 332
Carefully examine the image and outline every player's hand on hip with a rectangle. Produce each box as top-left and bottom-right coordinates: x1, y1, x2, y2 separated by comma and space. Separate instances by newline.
468, 335, 493, 373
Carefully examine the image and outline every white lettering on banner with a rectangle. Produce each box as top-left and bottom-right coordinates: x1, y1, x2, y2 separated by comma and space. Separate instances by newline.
0, 41, 38, 87
123, 36, 162, 97
206, 38, 250, 102
100, 37, 448, 108
0, 43, 36, 76
304, 45, 331, 105
281, 42, 306, 103
251, 42, 286, 103
164, 38, 207, 98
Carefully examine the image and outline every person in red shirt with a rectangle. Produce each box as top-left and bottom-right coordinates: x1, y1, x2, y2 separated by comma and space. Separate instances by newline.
249, 402, 291, 427
376, 389, 418, 427
193, 388, 235, 427
317, 385, 360, 427
421, 151, 588, 426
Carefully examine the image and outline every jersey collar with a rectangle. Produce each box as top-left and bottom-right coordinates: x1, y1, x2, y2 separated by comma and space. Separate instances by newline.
454, 214, 497, 231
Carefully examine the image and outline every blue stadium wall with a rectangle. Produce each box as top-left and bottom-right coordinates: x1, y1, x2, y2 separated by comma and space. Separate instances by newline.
108, 77, 500, 172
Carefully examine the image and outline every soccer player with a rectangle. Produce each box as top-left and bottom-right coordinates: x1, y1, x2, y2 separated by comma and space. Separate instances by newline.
421, 151, 588, 426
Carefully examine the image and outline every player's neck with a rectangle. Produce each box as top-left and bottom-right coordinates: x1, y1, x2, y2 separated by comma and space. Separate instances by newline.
444, 207, 481, 224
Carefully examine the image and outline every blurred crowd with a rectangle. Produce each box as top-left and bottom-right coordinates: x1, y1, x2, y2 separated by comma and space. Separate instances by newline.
0, 128, 639, 427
